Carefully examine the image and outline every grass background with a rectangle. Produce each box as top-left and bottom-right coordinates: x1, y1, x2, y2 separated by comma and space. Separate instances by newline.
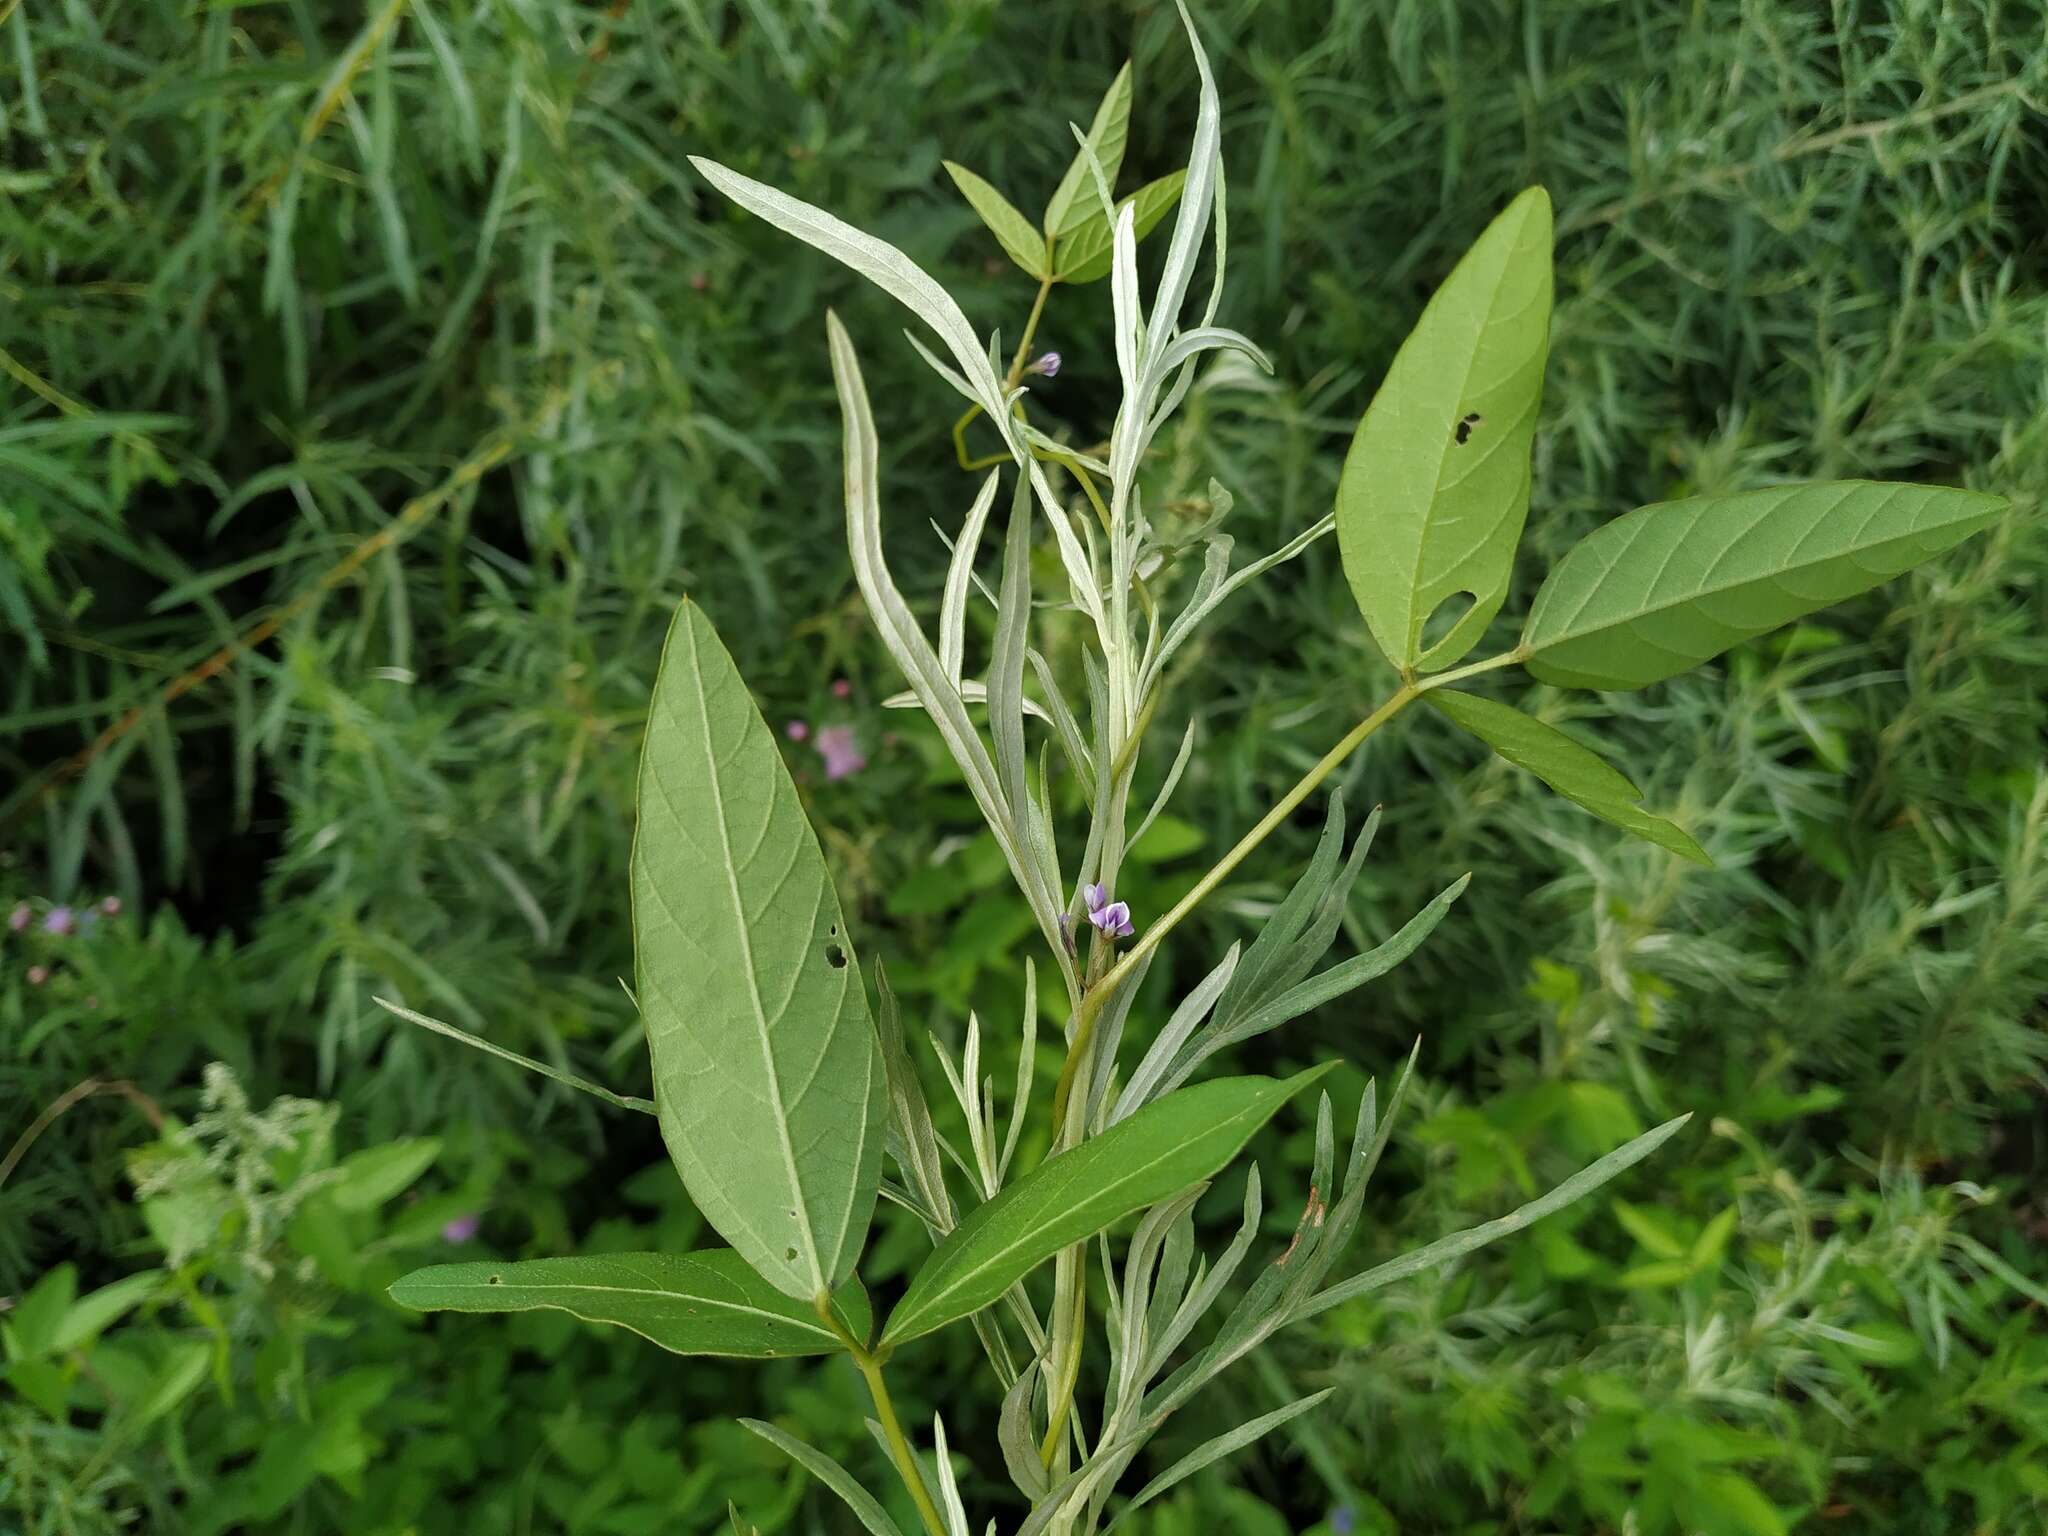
4, 0, 2045, 1532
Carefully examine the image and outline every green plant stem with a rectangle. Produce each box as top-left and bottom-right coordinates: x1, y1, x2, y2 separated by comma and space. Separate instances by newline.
1006, 272, 1055, 385
856, 1354, 947, 1536
1038, 1277, 1085, 1467
821, 1304, 946, 1536
953, 272, 1058, 470
1048, 682, 1420, 1132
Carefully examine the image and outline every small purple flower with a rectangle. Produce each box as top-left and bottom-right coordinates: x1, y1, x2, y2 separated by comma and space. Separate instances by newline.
441, 1213, 481, 1243
42, 907, 75, 937
814, 725, 866, 781
1330, 1508, 1356, 1536
7, 904, 27, 933
1028, 351, 1061, 378
830, 678, 852, 699
1084, 883, 1134, 939
785, 719, 810, 742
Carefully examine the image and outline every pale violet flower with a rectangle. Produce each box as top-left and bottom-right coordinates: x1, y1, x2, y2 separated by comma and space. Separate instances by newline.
441, 1213, 481, 1243
785, 719, 810, 742
814, 725, 866, 781
1028, 350, 1061, 378
1084, 883, 1134, 939
42, 907, 75, 937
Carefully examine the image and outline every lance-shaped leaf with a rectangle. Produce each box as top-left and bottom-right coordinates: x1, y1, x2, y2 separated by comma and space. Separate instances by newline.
1520, 481, 2008, 690
1337, 187, 1553, 672
944, 162, 1049, 279
1298, 1113, 1693, 1322
1043, 61, 1133, 236
1110, 1389, 1336, 1529
1051, 172, 1186, 284
741, 1420, 907, 1536
389, 1251, 871, 1358
1426, 689, 1710, 866
881, 1066, 1333, 1347
632, 600, 885, 1302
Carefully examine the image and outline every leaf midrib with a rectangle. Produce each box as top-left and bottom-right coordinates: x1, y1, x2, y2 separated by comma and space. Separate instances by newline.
891, 1092, 1267, 1335
685, 615, 825, 1298
410, 1277, 833, 1335
1529, 481, 1988, 649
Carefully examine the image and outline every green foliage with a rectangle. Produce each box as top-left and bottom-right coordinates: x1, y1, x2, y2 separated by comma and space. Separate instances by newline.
882, 1067, 1332, 1348
5, 0, 2044, 1531
632, 599, 884, 1302
1521, 483, 2008, 690
1424, 690, 1709, 865
1337, 187, 1554, 672
389, 1252, 871, 1358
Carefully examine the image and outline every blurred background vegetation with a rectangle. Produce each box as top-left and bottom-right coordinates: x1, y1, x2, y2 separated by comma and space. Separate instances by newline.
3, 0, 2045, 1531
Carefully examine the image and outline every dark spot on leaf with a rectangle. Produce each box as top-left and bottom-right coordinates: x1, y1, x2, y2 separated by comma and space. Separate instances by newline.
784, 1246, 798, 1261
825, 943, 847, 968
487, 1274, 502, 1285
1454, 411, 1483, 445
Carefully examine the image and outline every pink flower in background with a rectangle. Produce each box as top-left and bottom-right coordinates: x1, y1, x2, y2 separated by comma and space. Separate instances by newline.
100, 897, 122, 916
42, 907, 75, 937
785, 719, 810, 742
26, 966, 48, 987
814, 725, 866, 781
441, 1213, 481, 1243
7, 904, 27, 933
830, 678, 852, 699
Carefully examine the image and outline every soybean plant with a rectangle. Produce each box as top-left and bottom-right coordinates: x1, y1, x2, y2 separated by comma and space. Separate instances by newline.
381, 10, 2007, 1533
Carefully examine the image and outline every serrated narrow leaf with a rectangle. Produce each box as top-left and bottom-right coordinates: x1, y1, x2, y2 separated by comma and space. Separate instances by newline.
1338, 187, 1553, 672
944, 162, 1049, 278
1426, 689, 1710, 865
1043, 61, 1133, 236
388, 1251, 870, 1358
881, 1066, 1333, 1347
1051, 172, 1186, 284
632, 599, 885, 1301
1521, 481, 2007, 690
740, 1420, 908, 1536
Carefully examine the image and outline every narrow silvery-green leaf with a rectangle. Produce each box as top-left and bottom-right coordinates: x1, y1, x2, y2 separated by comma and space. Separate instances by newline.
1521, 481, 2007, 690
1051, 171, 1185, 283
1337, 187, 1553, 672
389, 1251, 869, 1358
881, 1066, 1333, 1347
1426, 689, 1710, 865
741, 1419, 907, 1536
1299, 1113, 1693, 1321
939, 470, 1002, 683
632, 599, 885, 1301
690, 156, 1006, 421
1043, 61, 1133, 236
1110, 1389, 1336, 1529
944, 162, 1049, 278
375, 997, 655, 1114
831, 315, 1076, 987
999, 1367, 1049, 1498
